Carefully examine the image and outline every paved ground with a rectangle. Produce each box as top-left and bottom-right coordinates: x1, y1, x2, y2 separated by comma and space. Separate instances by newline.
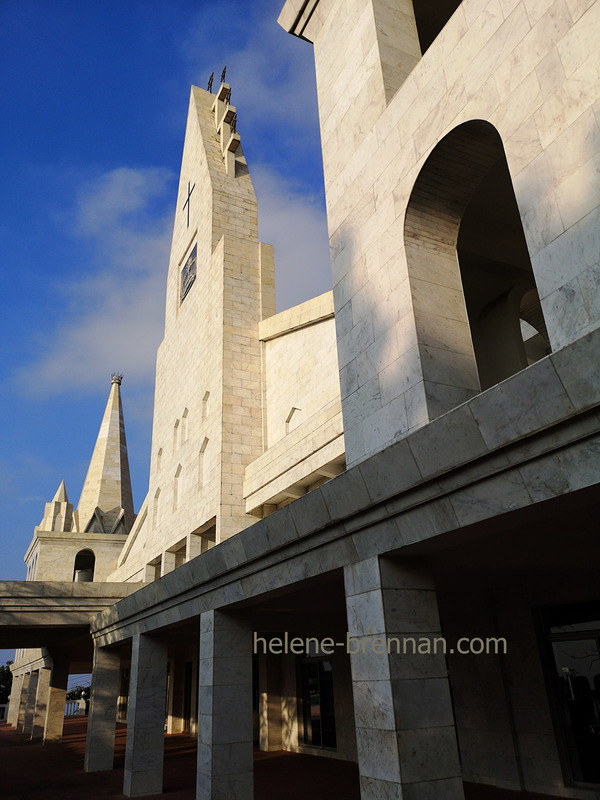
0, 719, 563, 800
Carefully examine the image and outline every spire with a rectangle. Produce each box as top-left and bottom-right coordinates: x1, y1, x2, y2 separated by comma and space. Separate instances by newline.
75, 374, 135, 535
52, 480, 68, 503
39, 479, 73, 532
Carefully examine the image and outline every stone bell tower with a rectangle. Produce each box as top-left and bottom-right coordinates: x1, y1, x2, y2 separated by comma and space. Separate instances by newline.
110, 78, 276, 581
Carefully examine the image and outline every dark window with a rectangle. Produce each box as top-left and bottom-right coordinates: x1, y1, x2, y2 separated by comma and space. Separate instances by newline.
73, 549, 95, 582
180, 245, 197, 304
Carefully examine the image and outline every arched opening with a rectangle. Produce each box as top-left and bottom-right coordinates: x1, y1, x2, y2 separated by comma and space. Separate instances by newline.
457, 152, 550, 389
73, 549, 95, 582
404, 120, 548, 416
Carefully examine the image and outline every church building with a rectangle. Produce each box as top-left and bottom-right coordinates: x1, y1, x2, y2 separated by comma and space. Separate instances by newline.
2, 0, 600, 798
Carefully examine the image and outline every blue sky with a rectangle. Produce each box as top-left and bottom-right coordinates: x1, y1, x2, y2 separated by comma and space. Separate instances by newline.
0, 0, 330, 664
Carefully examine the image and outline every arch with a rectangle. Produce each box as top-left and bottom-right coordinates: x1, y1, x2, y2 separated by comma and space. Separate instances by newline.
404, 120, 548, 416
73, 549, 95, 582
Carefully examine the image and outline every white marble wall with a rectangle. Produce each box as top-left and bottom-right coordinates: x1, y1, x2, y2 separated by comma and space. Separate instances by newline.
281, 0, 600, 468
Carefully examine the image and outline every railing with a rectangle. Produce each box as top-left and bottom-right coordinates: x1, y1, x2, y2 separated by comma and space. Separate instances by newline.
64, 700, 85, 716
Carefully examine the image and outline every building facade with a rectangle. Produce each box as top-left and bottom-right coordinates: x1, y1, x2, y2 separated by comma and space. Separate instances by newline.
3, 0, 600, 798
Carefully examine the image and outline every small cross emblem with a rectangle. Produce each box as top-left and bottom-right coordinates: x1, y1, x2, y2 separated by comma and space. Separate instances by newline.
182, 181, 195, 228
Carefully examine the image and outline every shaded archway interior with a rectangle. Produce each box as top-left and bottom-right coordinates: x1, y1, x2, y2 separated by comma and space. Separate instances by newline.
73, 549, 95, 582
405, 119, 548, 398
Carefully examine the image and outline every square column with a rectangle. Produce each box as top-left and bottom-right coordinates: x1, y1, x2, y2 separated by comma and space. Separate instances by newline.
123, 632, 169, 797
43, 649, 70, 743
84, 644, 121, 771
7, 672, 24, 727
344, 557, 464, 800
22, 669, 39, 735
44, 650, 69, 744
31, 667, 51, 739
16, 672, 31, 731
197, 610, 253, 800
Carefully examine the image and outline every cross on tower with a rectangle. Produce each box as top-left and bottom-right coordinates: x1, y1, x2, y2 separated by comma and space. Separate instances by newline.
182, 181, 195, 228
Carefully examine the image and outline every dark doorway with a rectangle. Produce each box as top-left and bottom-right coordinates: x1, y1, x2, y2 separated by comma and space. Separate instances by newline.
300, 659, 337, 749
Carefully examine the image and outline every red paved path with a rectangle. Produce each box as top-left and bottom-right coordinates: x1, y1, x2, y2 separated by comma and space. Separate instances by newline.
0, 719, 564, 800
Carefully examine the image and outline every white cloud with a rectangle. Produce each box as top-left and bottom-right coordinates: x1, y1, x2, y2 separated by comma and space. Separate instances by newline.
16, 167, 175, 399
179, 2, 332, 310
252, 165, 331, 311
181, 2, 321, 154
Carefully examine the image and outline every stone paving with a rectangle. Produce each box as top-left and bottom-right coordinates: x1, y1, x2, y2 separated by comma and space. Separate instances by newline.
0, 718, 563, 800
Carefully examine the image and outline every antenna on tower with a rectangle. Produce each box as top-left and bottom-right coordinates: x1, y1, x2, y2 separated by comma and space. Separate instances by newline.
207, 72, 214, 93
221, 66, 227, 83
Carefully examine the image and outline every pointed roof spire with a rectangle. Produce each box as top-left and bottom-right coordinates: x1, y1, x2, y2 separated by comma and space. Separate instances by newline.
52, 479, 69, 504
75, 374, 135, 535
39, 479, 73, 532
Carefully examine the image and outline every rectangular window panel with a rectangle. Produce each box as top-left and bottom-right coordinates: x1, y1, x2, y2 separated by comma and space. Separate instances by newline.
180, 244, 197, 304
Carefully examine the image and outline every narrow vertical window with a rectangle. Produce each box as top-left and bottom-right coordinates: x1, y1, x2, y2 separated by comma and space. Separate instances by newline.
181, 408, 189, 442
173, 464, 182, 511
153, 488, 161, 529
199, 438, 209, 489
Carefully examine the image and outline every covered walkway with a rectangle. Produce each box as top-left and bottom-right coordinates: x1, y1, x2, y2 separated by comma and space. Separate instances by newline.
0, 719, 564, 800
